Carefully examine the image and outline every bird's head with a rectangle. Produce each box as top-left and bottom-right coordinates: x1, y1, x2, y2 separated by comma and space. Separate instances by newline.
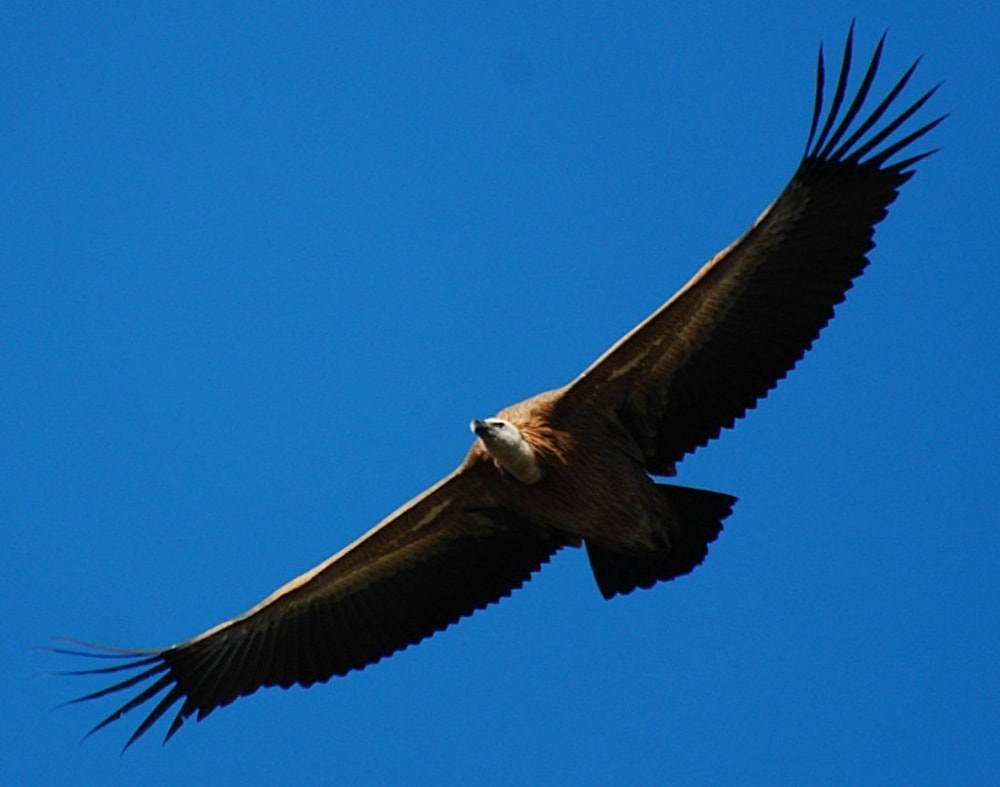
470, 417, 543, 483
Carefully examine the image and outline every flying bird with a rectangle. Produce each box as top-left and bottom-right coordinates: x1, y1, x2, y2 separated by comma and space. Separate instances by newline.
60, 25, 942, 749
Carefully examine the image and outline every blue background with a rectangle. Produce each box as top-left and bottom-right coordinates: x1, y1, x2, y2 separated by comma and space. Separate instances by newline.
6, 2, 997, 784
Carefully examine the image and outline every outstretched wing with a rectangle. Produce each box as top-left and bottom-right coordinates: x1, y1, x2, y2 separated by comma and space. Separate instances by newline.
559, 25, 943, 475
60, 466, 569, 749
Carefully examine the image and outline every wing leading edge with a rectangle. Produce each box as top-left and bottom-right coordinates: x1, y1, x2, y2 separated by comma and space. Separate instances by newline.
59, 470, 570, 749
560, 25, 943, 475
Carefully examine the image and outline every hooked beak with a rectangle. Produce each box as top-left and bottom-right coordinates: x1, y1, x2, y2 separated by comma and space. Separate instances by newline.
470, 419, 490, 437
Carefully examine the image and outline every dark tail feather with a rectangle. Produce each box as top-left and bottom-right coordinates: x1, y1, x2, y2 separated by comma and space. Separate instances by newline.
586, 484, 736, 600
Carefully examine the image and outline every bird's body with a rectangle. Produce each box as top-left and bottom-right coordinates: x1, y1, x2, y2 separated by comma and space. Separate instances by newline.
60, 25, 943, 750
470, 393, 732, 560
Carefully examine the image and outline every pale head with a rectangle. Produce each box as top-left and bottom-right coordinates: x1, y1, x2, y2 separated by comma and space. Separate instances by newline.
470, 417, 544, 483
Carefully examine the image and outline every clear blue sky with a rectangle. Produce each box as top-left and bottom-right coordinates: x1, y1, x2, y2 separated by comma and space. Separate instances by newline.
5, 2, 997, 785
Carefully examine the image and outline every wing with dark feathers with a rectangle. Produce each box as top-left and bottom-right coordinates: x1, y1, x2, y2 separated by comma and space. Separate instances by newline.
58, 467, 569, 749
559, 25, 944, 475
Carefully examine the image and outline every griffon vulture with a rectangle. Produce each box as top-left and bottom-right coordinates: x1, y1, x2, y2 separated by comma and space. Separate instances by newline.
60, 26, 942, 749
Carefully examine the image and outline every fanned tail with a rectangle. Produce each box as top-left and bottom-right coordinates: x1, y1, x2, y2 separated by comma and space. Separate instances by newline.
586, 484, 737, 600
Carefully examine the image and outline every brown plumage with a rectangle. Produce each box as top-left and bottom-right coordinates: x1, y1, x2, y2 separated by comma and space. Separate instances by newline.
59, 25, 943, 749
